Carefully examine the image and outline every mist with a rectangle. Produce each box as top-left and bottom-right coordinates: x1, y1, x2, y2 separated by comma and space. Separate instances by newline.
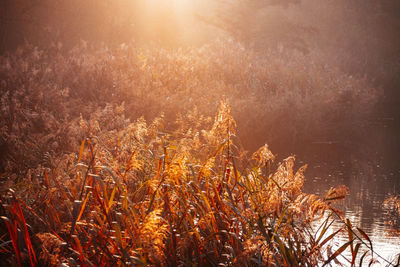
1, 0, 400, 265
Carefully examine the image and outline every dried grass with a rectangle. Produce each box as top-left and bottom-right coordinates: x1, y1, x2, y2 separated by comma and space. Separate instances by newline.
0, 41, 382, 266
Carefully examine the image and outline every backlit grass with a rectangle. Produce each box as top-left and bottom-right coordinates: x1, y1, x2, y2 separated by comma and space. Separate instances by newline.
1, 102, 389, 266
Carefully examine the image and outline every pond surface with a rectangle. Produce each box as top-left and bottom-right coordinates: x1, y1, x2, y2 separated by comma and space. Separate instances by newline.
299, 115, 400, 265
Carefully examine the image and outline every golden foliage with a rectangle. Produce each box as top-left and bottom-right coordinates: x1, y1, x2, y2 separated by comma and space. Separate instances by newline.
0, 103, 355, 265
0, 41, 380, 265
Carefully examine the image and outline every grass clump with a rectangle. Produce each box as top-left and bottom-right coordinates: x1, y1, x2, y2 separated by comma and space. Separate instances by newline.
1, 102, 380, 266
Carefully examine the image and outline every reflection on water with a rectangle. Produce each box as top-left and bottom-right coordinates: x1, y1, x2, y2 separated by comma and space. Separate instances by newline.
298, 116, 400, 265
312, 210, 400, 266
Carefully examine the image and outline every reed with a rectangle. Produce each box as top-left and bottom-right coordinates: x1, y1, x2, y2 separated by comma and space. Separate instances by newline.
0, 41, 379, 179
0, 39, 384, 265
0, 102, 380, 266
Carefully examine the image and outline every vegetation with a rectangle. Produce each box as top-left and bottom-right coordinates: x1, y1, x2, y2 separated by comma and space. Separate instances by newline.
0, 42, 378, 177
385, 196, 400, 230
2, 0, 399, 96
1, 99, 389, 266
1, 0, 399, 265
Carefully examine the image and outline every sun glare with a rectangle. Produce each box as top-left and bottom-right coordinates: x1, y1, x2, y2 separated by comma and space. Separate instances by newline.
145, 0, 193, 14
139, 0, 197, 44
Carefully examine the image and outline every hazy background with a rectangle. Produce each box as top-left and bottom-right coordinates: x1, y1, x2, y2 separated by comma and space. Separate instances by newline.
1, 0, 399, 112
1, 0, 399, 156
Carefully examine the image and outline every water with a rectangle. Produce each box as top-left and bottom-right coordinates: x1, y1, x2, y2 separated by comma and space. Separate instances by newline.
299, 116, 400, 265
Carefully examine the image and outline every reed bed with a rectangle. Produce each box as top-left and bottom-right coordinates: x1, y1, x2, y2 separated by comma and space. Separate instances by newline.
0, 41, 379, 178
1, 101, 388, 266
0, 41, 389, 265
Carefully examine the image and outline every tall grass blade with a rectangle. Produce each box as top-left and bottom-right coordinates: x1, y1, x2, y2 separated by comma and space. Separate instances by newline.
271, 206, 288, 242
1, 217, 21, 266
13, 198, 37, 266
78, 139, 86, 163
323, 239, 354, 266
352, 243, 362, 266
357, 227, 373, 251
346, 219, 355, 261
71, 192, 91, 234
359, 250, 369, 266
